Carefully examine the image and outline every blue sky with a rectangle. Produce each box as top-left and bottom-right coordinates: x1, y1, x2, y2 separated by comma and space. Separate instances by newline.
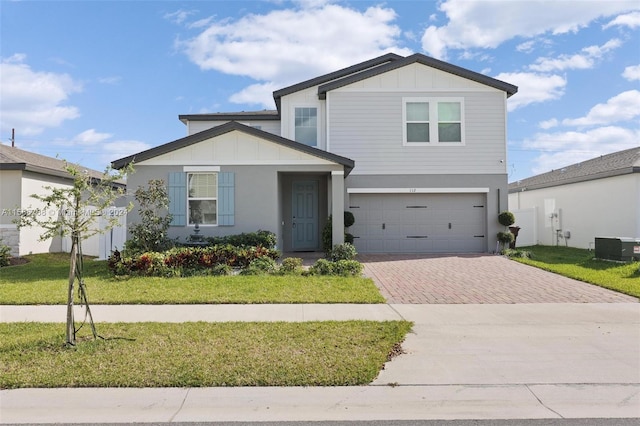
1, 0, 638, 182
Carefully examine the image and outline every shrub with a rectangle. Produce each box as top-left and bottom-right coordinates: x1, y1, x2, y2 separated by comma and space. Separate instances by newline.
331, 259, 363, 276
322, 213, 357, 256
204, 230, 277, 249
108, 244, 280, 277
210, 264, 232, 276
502, 248, 532, 259
344, 211, 355, 228
497, 231, 515, 245
498, 211, 515, 228
309, 258, 334, 275
0, 239, 11, 267
322, 216, 334, 254
136, 252, 172, 277
308, 258, 363, 276
241, 256, 278, 275
330, 243, 357, 261
280, 257, 303, 274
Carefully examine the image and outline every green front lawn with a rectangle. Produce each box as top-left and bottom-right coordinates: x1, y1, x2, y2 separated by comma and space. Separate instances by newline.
0, 321, 412, 388
0, 253, 385, 304
512, 246, 640, 298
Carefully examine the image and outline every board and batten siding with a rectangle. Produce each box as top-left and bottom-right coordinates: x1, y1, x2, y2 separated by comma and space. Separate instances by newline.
327, 90, 507, 175
187, 120, 281, 137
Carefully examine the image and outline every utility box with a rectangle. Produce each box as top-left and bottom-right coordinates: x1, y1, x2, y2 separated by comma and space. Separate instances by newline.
595, 237, 640, 261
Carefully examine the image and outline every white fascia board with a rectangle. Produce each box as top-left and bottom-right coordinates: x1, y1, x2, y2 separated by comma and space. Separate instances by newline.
347, 187, 490, 194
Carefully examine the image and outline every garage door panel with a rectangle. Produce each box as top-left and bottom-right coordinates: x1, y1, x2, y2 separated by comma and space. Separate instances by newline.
349, 193, 486, 253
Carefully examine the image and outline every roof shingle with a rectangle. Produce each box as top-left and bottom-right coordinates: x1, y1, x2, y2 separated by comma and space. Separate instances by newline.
0, 143, 115, 182
508, 147, 640, 192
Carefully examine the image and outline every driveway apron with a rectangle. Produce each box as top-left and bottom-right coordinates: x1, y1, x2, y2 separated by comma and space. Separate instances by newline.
359, 254, 638, 304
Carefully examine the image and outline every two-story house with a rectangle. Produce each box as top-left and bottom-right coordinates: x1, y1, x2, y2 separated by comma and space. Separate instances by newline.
112, 53, 517, 253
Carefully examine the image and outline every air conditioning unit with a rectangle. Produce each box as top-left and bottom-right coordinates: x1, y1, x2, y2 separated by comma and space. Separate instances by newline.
594, 237, 640, 262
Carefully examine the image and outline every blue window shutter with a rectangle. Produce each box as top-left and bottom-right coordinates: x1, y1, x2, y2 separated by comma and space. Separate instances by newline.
218, 172, 235, 226
168, 172, 186, 226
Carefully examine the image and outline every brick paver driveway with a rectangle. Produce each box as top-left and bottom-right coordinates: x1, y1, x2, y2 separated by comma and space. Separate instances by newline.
359, 254, 638, 304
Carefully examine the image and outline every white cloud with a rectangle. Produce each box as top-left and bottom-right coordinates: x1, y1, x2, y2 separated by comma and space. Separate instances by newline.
516, 40, 536, 53
164, 9, 197, 25
529, 38, 622, 72
494, 72, 566, 111
524, 126, 640, 174
51, 130, 150, 167
228, 82, 280, 108
74, 129, 113, 145
603, 11, 640, 28
53, 129, 111, 147
98, 76, 122, 85
561, 90, 640, 127
539, 118, 559, 129
622, 64, 640, 80
421, 0, 639, 59
177, 3, 412, 108
0, 54, 82, 135
102, 140, 151, 164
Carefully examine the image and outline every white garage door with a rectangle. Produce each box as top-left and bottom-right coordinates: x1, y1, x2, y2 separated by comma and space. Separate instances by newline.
349, 193, 486, 253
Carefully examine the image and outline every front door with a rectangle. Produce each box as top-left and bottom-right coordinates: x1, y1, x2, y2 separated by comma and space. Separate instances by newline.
292, 180, 319, 251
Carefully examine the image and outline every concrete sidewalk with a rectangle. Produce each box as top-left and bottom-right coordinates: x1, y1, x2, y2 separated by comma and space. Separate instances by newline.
1, 303, 639, 423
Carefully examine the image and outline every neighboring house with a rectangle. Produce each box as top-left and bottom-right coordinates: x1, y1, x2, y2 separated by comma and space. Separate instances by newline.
113, 53, 518, 253
508, 147, 640, 249
0, 144, 127, 257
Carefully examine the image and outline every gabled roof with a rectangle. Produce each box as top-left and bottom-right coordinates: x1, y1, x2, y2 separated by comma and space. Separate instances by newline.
509, 146, 640, 193
318, 53, 518, 98
111, 121, 355, 175
272, 52, 403, 112
179, 52, 517, 124
0, 143, 112, 183
179, 110, 279, 124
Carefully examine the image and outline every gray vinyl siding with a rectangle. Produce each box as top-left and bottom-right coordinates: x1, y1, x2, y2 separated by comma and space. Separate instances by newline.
188, 120, 281, 136
126, 164, 338, 248
328, 91, 506, 175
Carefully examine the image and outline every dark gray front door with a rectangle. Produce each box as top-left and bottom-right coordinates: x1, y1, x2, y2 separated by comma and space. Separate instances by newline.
292, 180, 319, 251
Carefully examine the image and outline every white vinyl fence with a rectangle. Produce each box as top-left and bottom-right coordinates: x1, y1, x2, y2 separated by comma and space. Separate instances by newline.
62, 207, 127, 260
511, 207, 537, 248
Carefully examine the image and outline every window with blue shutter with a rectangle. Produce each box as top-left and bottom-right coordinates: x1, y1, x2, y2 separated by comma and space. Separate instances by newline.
168, 172, 187, 226
218, 172, 235, 226
168, 171, 234, 227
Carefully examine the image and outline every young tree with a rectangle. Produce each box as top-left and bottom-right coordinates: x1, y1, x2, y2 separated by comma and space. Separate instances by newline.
16, 162, 132, 346
124, 179, 173, 255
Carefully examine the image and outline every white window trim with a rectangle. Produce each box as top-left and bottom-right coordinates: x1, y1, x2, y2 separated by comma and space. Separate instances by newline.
402, 97, 465, 146
291, 104, 320, 148
187, 172, 218, 227
183, 166, 220, 172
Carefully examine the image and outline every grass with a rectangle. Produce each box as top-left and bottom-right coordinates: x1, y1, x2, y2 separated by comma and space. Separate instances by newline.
511, 245, 640, 298
0, 253, 385, 304
0, 320, 412, 389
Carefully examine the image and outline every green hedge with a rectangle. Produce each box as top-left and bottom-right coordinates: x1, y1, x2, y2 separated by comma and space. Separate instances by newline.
203, 230, 277, 249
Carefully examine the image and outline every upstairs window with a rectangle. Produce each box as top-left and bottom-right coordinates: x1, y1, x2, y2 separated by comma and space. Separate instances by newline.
188, 173, 217, 225
294, 107, 317, 146
403, 98, 464, 145
405, 102, 430, 142
438, 102, 462, 142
